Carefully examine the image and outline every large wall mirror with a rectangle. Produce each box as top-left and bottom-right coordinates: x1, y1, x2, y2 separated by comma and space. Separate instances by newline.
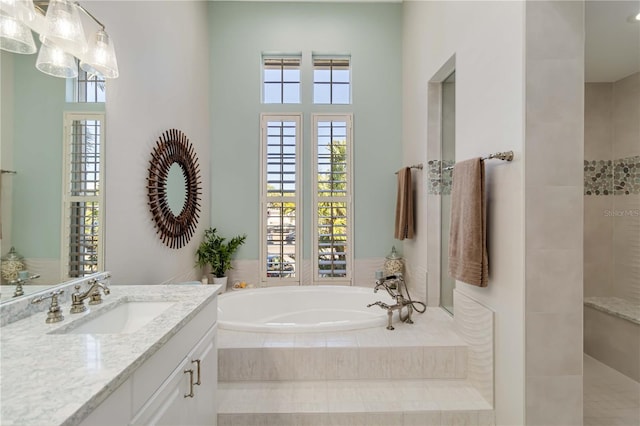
0, 49, 105, 302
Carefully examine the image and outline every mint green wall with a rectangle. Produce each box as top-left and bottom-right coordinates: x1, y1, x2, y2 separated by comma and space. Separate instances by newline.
10, 53, 103, 259
209, 1, 403, 259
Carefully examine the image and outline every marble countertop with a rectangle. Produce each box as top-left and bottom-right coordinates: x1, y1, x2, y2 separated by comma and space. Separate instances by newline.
0, 284, 220, 426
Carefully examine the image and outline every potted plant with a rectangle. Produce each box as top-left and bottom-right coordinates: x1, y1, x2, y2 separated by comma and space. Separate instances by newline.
195, 228, 247, 290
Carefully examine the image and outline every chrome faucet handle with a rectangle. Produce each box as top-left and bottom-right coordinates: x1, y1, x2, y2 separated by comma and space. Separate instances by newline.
70, 285, 88, 314
88, 279, 110, 305
31, 289, 65, 323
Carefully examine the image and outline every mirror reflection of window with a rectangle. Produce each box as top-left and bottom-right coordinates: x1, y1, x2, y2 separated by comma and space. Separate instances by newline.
64, 114, 105, 278
66, 61, 106, 103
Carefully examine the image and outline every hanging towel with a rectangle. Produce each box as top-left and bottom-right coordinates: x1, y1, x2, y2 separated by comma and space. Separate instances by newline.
448, 158, 488, 287
394, 167, 414, 240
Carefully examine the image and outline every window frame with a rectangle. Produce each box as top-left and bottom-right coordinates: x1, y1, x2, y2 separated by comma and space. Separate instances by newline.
312, 113, 353, 285
259, 113, 303, 285
312, 56, 351, 105
262, 55, 302, 104
61, 112, 105, 278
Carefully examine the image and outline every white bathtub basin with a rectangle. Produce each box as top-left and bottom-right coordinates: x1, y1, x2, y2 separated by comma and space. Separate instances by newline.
218, 285, 397, 333
57, 301, 174, 334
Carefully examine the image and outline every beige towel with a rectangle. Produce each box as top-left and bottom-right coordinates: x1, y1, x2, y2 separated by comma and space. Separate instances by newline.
448, 158, 488, 287
394, 167, 414, 240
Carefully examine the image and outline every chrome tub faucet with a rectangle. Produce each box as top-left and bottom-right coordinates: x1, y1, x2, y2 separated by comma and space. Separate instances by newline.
368, 273, 415, 330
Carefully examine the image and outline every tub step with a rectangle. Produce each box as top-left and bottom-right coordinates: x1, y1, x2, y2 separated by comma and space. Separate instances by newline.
217, 378, 494, 426
219, 344, 468, 381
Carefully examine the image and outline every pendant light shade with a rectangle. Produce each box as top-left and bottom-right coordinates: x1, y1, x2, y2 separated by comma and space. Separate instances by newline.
80, 29, 118, 78
36, 39, 77, 78
42, 0, 86, 57
1, 0, 118, 79
0, 13, 36, 54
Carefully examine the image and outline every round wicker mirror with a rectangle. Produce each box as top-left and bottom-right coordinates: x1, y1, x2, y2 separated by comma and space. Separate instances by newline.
147, 129, 201, 249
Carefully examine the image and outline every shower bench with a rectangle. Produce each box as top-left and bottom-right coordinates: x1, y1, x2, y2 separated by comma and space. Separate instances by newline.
584, 296, 640, 382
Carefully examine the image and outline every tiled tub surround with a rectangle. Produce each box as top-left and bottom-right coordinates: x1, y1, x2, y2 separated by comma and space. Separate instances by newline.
218, 292, 495, 425
0, 284, 220, 425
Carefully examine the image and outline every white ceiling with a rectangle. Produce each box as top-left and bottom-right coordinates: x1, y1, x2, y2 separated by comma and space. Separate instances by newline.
586, 1, 640, 82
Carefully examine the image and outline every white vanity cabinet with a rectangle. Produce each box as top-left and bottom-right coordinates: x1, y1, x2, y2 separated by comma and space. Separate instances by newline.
80, 295, 218, 426
131, 323, 217, 425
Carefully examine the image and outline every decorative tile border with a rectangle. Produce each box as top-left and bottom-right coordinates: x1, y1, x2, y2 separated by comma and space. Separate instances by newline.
585, 156, 639, 196
427, 160, 454, 195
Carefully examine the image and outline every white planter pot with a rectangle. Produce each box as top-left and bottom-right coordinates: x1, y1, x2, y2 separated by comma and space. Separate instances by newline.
211, 276, 228, 293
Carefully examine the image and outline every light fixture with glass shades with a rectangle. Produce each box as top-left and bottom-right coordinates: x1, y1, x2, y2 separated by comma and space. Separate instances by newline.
0, 0, 118, 79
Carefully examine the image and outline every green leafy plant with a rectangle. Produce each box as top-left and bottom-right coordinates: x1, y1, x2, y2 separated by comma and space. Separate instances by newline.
195, 228, 247, 278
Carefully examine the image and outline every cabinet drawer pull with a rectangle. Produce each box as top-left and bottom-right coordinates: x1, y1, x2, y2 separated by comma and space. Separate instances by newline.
183, 369, 194, 398
192, 359, 201, 386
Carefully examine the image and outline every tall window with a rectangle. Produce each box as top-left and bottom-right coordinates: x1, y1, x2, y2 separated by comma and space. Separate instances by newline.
260, 114, 302, 284
313, 115, 352, 283
62, 113, 105, 277
313, 57, 350, 104
263, 56, 301, 104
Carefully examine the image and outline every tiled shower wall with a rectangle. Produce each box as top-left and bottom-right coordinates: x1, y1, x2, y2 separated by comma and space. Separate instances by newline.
584, 72, 640, 304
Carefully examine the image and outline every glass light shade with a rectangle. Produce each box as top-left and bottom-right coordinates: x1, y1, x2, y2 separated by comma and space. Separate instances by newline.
0, 13, 36, 53
36, 40, 77, 78
18, 0, 46, 34
42, 0, 86, 57
80, 29, 118, 78
0, 0, 17, 15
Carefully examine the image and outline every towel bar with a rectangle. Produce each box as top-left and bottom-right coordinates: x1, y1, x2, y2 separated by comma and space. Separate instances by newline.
442, 151, 514, 171
395, 164, 423, 174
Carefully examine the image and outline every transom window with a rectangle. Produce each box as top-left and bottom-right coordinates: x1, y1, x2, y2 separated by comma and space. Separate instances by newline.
313, 57, 350, 105
263, 56, 301, 104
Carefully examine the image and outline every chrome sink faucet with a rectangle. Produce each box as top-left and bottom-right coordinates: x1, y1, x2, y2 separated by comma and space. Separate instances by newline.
31, 289, 64, 323
368, 273, 414, 330
70, 275, 111, 314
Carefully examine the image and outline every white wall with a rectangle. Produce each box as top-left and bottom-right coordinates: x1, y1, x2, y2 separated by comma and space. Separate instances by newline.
403, 2, 526, 424
90, 1, 211, 284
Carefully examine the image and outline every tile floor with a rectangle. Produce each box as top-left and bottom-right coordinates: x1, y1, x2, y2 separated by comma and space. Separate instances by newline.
584, 354, 640, 426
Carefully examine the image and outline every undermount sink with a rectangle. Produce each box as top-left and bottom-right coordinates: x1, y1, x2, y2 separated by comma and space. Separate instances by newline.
56, 301, 175, 334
